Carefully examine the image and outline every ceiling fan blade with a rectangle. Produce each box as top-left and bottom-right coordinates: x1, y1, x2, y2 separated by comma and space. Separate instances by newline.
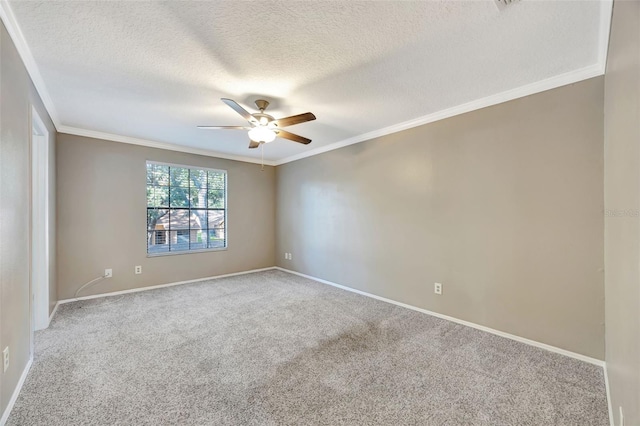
197, 126, 248, 130
248, 140, 260, 149
276, 129, 312, 145
221, 98, 254, 122
275, 112, 316, 128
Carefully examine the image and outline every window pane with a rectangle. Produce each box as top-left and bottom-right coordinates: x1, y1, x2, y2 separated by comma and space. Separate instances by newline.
146, 186, 154, 207
176, 230, 190, 243
147, 164, 169, 186
148, 230, 170, 254
170, 186, 189, 207
191, 210, 207, 231
208, 171, 225, 189
170, 167, 189, 187
208, 210, 225, 229
147, 208, 168, 230
207, 189, 225, 208
190, 187, 207, 208
147, 185, 169, 207
208, 229, 225, 248
190, 230, 207, 250
189, 169, 207, 189
166, 230, 187, 251
168, 209, 190, 230
168, 231, 187, 251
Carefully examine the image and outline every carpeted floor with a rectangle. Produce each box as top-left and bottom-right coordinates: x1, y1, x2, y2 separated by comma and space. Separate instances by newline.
8, 270, 608, 425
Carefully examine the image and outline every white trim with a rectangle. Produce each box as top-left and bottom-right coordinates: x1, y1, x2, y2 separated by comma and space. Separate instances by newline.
57, 267, 277, 304
274, 267, 606, 367
604, 364, 614, 426
0, 1, 59, 128
598, 0, 614, 75
48, 301, 60, 326
1, 0, 613, 167
0, 357, 33, 426
49, 61, 603, 168
31, 106, 51, 334
273, 63, 605, 165
147, 246, 227, 258
37, 267, 615, 424
59, 126, 277, 166
146, 160, 227, 175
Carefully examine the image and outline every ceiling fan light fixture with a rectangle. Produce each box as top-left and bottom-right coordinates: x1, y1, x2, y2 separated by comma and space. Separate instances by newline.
199, 98, 315, 148
248, 126, 276, 143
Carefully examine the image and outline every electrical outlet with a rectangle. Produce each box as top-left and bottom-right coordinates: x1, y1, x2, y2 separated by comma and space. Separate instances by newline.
135, 265, 142, 275
3, 347, 9, 372
105, 269, 113, 278
284, 252, 288, 260
289, 253, 293, 260
434, 282, 442, 295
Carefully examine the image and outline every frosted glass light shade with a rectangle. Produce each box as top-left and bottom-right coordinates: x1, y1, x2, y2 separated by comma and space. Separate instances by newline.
248, 126, 276, 143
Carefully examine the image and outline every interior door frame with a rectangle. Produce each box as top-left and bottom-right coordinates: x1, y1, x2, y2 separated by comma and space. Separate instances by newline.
31, 105, 50, 344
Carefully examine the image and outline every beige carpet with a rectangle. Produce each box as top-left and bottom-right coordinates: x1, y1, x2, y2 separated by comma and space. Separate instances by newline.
8, 270, 608, 425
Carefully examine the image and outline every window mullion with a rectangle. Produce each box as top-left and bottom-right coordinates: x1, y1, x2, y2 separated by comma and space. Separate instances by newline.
147, 162, 226, 254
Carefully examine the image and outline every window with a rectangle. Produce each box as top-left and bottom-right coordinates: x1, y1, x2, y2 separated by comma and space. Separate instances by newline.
146, 162, 226, 255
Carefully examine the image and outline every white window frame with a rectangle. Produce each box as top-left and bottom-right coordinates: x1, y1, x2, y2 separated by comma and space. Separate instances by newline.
146, 160, 228, 257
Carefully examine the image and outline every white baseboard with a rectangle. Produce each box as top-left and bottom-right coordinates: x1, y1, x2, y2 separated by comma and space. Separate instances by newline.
47, 301, 60, 327
0, 357, 33, 426
57, 267, 277, 305
21, 266, 612, 424
604, 364, 613, 426
274, 267, 606, 367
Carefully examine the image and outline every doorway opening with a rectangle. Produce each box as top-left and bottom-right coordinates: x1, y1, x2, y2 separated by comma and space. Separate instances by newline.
31, 106, 50, 344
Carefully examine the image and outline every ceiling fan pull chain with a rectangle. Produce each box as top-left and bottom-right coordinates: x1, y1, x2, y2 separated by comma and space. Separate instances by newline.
261, 144, 264, 171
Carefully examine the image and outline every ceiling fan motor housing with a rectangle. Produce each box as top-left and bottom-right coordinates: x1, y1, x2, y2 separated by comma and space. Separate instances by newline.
251, 112, 276, 126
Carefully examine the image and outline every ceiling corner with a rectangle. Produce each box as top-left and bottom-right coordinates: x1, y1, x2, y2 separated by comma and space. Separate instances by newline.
0, 0, 61, 129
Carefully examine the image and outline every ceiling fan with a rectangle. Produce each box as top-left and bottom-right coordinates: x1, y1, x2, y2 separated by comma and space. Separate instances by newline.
198, 98, 316, 149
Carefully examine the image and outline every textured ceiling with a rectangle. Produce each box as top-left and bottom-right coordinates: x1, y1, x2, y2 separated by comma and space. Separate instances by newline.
8, 0, 608, 163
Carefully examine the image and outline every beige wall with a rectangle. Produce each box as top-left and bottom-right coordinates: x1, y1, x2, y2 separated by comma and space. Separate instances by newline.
604, 0, 640, 424
0, 21, 57, 418
276, 77, 605, 359
56, 134, 275, 300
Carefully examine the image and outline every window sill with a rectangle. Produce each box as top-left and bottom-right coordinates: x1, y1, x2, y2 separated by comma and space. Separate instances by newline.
147, 247, 227, 258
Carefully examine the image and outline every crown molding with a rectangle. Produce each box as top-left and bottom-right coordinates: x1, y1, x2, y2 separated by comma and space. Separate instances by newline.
598, 0, 614, 75
58, 126, 277, 166
2, 0, 613, 167
274, 63, 606, 166
0, 0, 60, 128
273, 0, 613, 165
